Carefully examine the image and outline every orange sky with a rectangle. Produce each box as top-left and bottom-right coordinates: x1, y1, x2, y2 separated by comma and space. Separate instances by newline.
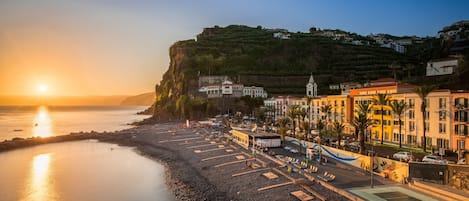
1, 1, 467, 97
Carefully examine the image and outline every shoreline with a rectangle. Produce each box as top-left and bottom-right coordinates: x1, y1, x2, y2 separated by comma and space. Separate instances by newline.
0, 123, 227, 200
0, 122, 348, 201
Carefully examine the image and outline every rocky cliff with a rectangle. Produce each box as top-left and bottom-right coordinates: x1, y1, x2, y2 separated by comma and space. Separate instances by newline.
151, 24, 468, 121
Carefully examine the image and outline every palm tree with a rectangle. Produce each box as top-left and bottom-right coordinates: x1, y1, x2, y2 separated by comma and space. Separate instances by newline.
332, 121, 345, 148
414, 85, 436, 152
277, 117, 290, 143
320, 104, 332, 130
287, 105, 300, 138
316, 119, 325, 144
373, 93, 390, 144
298, 108, 307, 132
390, 100, 408, 148
301, 121, 311, 142
352, 102, 373, 154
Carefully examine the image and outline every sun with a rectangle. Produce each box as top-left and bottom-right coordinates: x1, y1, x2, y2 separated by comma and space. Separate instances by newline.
38, 84, 47, 93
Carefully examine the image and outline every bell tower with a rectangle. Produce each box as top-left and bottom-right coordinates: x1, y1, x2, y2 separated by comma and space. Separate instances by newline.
306, 73, 318, 97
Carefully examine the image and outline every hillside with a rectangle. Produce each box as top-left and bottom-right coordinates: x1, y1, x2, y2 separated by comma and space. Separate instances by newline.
120, 92, 155, 106
152, 25, 420, 120
150, 24, 469, 121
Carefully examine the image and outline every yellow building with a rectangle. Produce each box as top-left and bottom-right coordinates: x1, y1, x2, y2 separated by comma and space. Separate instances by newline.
350, 80, 415, 143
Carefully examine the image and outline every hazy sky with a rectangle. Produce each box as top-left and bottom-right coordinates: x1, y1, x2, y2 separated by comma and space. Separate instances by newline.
1, 0, 468, 96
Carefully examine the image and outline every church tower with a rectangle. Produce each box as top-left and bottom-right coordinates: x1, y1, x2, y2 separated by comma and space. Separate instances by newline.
306, 74, 318, 97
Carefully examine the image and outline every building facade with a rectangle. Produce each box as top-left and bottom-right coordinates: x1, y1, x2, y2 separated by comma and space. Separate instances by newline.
426, 58, 458, 76
243, 86, 268, 98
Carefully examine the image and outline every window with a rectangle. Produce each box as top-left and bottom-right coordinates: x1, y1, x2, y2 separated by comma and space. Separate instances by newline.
425, 98, 430, 108
384, 131, 389, 140
458, 140, 466, 150
437, 138, 449, 148
409, 110, 415, 119
408, 99, 415, 108
341, 100, 345, 107
455, 125, 469, 135
421, 137, 432, 148
455, 97, 469, 108
439, 123, 446, 133
439, 111, 446, 121
409, 121, 415, 131
424, 111, 430, 120
384, 110, 391, 116
425, 122, 430, 132
383, 120, 391, 126
407, 135, 417, 144
439, 98, 446, 109
374, 131, 379, 139
393, 133, 399, 142
455, 111, 468, 122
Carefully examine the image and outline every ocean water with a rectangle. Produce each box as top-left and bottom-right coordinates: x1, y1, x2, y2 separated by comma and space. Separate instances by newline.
0, 105, 151, 141
0, 140, 175, 201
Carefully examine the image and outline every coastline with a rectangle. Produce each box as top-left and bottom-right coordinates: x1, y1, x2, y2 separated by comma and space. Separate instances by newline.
0, 122, 347, 201
0, 123, 227, 200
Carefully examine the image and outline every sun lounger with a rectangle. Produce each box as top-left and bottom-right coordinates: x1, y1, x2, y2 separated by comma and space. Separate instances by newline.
318, 171, 335, 182
309, 165, 318, 173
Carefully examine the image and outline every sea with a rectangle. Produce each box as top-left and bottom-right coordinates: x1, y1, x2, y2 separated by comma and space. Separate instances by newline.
0, 105, 175, 201
0, 105, 151, 141
0, 140, 175, 201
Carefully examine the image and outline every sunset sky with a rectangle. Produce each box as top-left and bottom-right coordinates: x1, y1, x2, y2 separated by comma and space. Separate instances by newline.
1, 0, 468, 96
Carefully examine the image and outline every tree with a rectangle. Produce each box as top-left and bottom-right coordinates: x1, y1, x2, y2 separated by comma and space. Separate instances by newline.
414, 85, 436, 152
373, 93, 390, 144
320, 104, 332, 130
298, 108, 307, 133
301, 121, 310, 141
352, 102, 373, 154
390, 100, 408, 148
332, 121, 345, 148
277, 117, 290, 143
254, 107, 266, 124
316, 119, 325, 144
287, 105, 301, 138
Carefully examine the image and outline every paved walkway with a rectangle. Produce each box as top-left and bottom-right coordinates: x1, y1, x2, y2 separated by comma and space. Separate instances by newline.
278, 141, 446, 201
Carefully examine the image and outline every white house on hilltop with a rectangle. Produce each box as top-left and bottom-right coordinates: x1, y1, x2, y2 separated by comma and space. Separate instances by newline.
426, 58, 458, 76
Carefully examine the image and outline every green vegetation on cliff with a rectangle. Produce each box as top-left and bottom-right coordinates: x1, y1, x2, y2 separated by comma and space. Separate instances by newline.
152, 24, 468, 121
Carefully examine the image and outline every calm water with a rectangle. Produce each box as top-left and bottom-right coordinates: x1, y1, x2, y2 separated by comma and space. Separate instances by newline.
0, 105, 151, 141
0, 140, 175, 201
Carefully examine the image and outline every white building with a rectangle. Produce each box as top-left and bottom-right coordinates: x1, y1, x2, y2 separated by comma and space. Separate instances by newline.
243, 86, 268, 98
426, 58, 458, 76
263, 98, 277, 120
381, 43, 406, 54
306, 74, 318, 97
200, 79, 243, 98
273, 32, 291, 39
221, 80, 233, 95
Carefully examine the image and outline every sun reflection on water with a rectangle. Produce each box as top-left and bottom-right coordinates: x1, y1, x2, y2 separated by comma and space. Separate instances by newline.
21, 153, 58, 201
33, 106, 53, 138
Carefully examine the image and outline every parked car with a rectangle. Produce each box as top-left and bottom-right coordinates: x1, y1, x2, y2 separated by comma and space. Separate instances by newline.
457, 158, 466, 165
422, 155, 447, 164
347, 142, 359, 150
392, 151, 412, 162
